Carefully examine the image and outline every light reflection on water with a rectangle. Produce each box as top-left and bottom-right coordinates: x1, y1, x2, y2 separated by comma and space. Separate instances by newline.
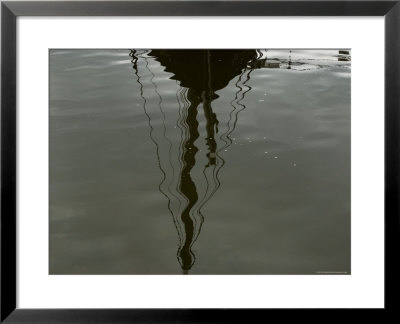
50, 49, 350, 274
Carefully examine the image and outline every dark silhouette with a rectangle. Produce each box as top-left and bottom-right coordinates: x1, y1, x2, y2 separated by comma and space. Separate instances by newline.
130, 49, 256, 273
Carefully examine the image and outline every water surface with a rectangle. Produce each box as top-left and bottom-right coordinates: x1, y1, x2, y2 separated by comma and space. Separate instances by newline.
50, 49, 351, 274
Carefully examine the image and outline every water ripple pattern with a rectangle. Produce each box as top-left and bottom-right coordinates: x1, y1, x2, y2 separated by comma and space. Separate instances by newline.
50, 49, 351, 274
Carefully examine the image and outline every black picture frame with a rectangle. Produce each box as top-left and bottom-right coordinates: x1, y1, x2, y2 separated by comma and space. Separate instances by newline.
1, 0, 399, 322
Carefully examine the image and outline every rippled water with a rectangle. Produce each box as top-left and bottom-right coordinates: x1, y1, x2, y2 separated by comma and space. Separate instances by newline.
50, 49, 350, 274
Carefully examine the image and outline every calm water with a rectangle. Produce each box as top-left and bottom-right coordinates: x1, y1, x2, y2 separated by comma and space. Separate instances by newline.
49, 49, 351, 274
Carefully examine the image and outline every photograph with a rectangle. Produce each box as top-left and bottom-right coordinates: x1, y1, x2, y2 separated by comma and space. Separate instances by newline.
49, 48, 351, 275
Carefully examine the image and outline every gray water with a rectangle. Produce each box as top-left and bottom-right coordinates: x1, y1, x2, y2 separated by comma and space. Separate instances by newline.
49, 49, 350, 274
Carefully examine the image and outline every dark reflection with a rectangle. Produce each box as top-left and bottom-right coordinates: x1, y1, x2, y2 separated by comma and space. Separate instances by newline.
130, 49, 256, 273
338, 50, 351, 61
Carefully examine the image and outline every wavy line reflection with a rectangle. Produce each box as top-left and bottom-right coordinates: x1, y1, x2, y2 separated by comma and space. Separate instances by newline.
130, 49, 257, 274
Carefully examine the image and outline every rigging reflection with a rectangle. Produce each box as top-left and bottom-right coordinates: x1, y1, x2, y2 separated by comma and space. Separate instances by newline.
130, 49, 257, 273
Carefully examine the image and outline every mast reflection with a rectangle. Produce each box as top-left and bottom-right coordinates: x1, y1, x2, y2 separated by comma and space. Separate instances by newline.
130, 49, 256, 273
